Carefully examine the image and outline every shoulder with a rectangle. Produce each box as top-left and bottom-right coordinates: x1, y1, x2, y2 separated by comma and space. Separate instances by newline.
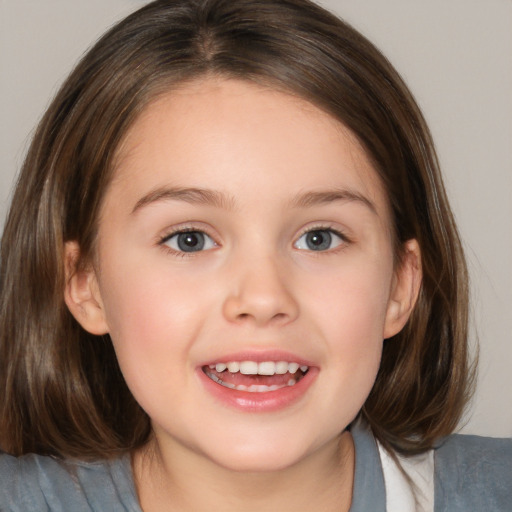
434, 433, 512, 512
0, 451, 140, 511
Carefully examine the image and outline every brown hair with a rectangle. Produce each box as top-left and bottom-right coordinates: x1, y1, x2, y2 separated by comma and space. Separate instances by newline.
0, 0, 473, 459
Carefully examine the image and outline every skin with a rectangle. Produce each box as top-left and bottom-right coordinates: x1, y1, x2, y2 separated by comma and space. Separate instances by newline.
65, 78, 421, 511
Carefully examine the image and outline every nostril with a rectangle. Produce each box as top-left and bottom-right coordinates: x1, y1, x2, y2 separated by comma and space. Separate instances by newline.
235, 311, 288, 324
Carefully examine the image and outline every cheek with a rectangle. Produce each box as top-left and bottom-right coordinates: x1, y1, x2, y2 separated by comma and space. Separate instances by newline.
99, 253, 209, 333
96, 260, 213, 394
305, 253, 393, 341
301, 254, 392, 402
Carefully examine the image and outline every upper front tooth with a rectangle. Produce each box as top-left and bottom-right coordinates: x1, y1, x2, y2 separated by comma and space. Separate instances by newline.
215, 363, 227, 372
240, 361, 259, 375
288, 362, 300, 374
275, 361, 289, 374
258, 361, 276, 375
227, 361, 240, 373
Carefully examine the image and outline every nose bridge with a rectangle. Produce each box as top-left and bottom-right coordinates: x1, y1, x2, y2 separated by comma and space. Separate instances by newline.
222, 247, 299, 326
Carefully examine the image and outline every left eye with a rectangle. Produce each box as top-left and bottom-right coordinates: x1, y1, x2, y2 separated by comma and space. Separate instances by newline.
163, 231, 216, 253
294, 229, 344, 252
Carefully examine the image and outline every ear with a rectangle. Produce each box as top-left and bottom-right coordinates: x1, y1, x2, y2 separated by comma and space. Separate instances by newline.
383, 239, 422, 339
63, 241, 109, 335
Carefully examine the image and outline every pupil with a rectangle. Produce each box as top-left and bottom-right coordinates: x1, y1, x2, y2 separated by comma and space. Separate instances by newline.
306, 230, 331, 251
177, 232, 205, 252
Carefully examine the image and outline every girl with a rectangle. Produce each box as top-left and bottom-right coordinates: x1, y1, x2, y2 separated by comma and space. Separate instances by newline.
0, 0, 510, 510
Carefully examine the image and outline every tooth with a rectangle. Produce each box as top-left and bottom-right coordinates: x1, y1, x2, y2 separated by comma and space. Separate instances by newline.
288, 362, 299, 374
209, 364, 215, 369
215, 363, 227, 372
275, 361, 288, 374
205, 371, 236, 389
209, 373, 222, 384
227, 361, 240, 373
258, 361, 276, 375
300, 365, 308, 372
240, 361, 258, 375
287, 379, 296, 386
236, 384, 248, 391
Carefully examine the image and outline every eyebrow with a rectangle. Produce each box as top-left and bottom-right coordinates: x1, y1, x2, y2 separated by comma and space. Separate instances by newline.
131, 186, 236, 214
290, 189, 377, 214
131, 185, 376, 215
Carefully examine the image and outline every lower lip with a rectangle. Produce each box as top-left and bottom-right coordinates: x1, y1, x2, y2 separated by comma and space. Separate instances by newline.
197, 367, 318, 412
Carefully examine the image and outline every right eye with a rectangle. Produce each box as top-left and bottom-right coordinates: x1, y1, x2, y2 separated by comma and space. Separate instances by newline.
162, 230, 216, 253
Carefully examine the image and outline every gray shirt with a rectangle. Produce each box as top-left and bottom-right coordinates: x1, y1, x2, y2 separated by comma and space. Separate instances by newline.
1, 423, 510, 511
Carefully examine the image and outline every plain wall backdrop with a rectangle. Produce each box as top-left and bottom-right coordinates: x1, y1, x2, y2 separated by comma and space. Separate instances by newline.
1, 0, 511, 437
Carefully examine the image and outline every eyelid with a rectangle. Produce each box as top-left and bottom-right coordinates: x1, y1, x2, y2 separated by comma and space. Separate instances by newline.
293, 224, 351, 251
157, 221, 217, 240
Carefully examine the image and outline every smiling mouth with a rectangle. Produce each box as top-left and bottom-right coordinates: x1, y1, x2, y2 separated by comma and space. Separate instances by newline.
202, 361, 309, 393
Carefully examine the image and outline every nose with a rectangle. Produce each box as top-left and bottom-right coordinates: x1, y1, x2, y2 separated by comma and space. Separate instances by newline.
222, 255, 299, 327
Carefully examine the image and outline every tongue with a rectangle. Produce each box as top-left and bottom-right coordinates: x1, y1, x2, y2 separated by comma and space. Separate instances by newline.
206, 369, 296, 387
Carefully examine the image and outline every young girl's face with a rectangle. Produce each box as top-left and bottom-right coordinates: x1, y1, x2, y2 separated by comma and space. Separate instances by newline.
69, 78, 419, 472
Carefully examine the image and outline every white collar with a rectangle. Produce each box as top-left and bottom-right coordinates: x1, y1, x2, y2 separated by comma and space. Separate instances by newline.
378, 442, 434, 512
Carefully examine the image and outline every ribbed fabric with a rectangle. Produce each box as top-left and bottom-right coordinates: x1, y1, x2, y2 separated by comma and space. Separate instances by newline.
0, 452, 141, 511
349, 421, 387, 512
434, 433, 512, 511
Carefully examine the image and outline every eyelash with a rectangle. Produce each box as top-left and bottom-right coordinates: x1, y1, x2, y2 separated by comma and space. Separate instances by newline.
157, 224, 351, 256
293, 225, 351, 253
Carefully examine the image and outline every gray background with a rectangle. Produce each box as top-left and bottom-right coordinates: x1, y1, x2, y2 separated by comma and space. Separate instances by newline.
1, 0, 511, 437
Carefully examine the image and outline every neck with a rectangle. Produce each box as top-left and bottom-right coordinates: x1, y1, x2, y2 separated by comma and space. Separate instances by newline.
133, 431, 355, 512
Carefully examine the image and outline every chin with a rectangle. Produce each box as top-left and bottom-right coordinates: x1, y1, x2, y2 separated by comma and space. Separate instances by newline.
210, 451, 302, 473
198, 433, 321, 474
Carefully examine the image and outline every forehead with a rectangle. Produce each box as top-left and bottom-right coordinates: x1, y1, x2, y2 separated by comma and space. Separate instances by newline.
109, 78, 390, 218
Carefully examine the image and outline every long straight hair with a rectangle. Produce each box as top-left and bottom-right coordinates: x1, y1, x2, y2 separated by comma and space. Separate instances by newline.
0, 0, 472, 458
